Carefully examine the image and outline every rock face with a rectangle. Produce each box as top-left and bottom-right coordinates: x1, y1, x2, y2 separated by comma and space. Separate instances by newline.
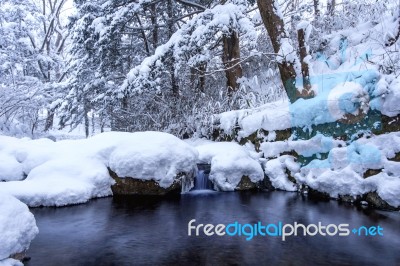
235, 176, 258, 191
364, 192, 399, 211
109, 168, 193, 196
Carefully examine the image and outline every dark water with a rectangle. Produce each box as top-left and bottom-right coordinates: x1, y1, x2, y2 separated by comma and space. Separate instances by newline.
25, 192, 400, 266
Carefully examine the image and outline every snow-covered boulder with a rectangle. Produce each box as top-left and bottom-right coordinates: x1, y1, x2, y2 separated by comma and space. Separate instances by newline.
264, 155, 300, 192
193, 141, 264, 191
102, 132, 198, 195
0, 194, 38, 264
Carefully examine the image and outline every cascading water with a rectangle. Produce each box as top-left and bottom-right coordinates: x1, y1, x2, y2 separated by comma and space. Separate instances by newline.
192, 164, 213, 190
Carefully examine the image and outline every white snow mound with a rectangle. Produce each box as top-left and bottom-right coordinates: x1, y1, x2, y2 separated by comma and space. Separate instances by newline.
194, 141, 263, 191
0, 194, 38, 261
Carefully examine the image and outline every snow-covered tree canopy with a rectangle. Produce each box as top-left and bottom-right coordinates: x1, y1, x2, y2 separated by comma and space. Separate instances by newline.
119, 2, 257, 96
1, 0, 397, 138
0, 0, 68, 135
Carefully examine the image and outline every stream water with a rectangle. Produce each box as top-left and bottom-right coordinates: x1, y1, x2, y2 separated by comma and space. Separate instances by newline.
25, 191, 400, 266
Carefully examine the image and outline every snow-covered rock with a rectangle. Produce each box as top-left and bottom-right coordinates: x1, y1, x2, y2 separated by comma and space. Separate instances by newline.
193, 141, 264, 191
0, 131, 198, 206
264, 155, 300, 191
260, 134, 344, 158
296, 132, 400, 209
216, 16, 400, 141
0, 194, 38, 263
101, 132, 198, 189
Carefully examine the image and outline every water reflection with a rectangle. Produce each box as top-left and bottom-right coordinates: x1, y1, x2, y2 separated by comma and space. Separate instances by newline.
26, 192, 400, 266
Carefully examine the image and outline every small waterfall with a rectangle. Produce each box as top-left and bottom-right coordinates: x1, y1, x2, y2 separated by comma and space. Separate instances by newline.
193, 164, 212, 190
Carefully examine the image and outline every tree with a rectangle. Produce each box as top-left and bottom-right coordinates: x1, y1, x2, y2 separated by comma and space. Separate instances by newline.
62, 0, 258, 136
257, 0, 313, 102
0, 0, 68, 136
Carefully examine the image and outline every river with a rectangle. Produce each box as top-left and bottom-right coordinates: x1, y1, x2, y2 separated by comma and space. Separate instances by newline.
25, 191, 400, 265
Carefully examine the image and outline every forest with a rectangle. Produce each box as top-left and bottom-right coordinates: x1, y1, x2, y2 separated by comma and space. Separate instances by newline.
1, 0, 391, 138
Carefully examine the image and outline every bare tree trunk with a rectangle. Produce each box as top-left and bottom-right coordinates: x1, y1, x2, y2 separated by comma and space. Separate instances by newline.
313, 0, 320, 18
327, 0, 336, 16
135, 14, 150, 56
198, 63, 206, 93
222, 30, 243, 96
150, 3, 158, 50
257, 0, 314, 102
167, 0, 179, 96
191, 63, 207, 93
257, 0, 297, 102
44, 109, 54, 131
84, 102, 89, 138
297, 28, 312, 92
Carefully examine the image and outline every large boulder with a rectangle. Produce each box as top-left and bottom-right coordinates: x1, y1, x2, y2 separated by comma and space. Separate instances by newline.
103, 132, 198, 195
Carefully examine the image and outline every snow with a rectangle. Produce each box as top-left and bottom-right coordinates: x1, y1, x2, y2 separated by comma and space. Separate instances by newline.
121, 3, 256, 95
277, 38, 297, 64
368, 173, 400, 207
0, 153, 23, 181
264, 155, 300, 191
105, 132, 198, 188
327, 82, 369, 120
296, 21, 312, 42
190, 140, 263, 191
0, 258, 23, 266
0, 132, 198, 206
0, 158, 113, 207
0, 194, 38, 262
295, 132, 400, 207
261, 134, 344, 158
298, 166, 371, 197
217, 14, 400, 141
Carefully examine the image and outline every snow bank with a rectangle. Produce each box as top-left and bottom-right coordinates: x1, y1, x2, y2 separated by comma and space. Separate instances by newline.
193, 141, 263, 191
261, 134, 345, 158
0, 258, 24, 266
0, 194, 38, 262
0, 154, 24, 181
0, 159, 113, 207
296, 132, 400, 207
0, 132, 198, 206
